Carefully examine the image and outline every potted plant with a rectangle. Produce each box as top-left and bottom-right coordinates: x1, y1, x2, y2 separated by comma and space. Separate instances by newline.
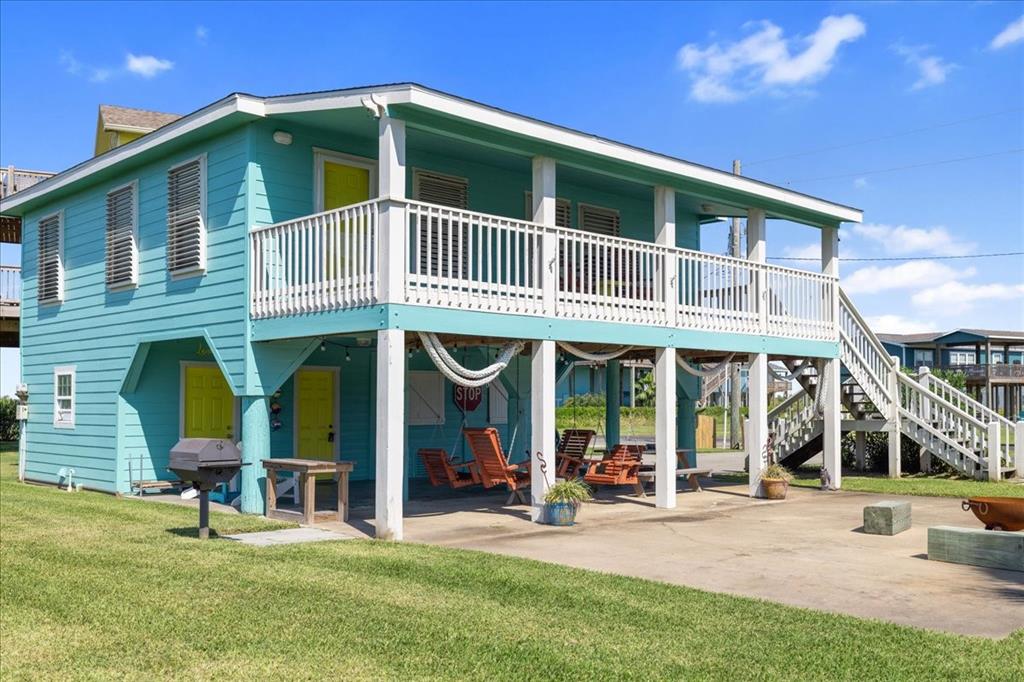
760, 463, 792, 500
543, 479, 593, 526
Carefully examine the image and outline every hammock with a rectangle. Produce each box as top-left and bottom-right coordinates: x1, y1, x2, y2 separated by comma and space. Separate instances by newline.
556, 341, 634, 363
675, 352, 736, 377
417, 332, 523, 388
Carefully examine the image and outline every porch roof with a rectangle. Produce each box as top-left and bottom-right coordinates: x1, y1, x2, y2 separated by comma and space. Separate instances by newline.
1, 83, 862, 227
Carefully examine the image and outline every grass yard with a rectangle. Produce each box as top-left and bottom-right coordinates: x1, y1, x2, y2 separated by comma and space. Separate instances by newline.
715, 470, 1024, 499
1, 446, 1022, 680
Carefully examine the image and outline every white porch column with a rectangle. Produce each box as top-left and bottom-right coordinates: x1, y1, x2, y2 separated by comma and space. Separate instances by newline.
987, 422, 1002, 482
821, 226, 841, 489
530, 340, 556, 521
375, 328, 406, 540
532, 156, 557, 316
378, 115, 407, 304
655, 186, 678, 327
654, 347, 677, 508
887, 356, 902, 478
746, 208, 769, 496
917, 366, 933, 473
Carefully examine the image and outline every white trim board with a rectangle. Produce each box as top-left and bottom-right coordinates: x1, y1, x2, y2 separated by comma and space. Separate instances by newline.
312, 148, 379, 212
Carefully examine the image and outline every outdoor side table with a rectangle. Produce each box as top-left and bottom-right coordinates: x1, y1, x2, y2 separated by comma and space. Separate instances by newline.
262, 458, 355, 525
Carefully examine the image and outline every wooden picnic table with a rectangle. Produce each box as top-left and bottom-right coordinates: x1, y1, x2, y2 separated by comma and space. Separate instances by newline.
262, 458, 354, 525
636, 449, 712, 496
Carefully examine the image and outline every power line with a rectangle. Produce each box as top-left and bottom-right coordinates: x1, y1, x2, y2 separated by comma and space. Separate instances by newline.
768, 251, 1024, 263
745, 107, 1024, 166
784, 148, 1024, 184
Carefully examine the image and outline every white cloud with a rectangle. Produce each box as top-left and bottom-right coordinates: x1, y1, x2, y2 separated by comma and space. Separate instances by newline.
990, 15, 1024, 50
676, 14, 866, 103
911, 281, 1024, 314
853, 177, 868, 189
893, 44, 956, 90
851, 223, 975, 257
843, 261, 971, 295
59, 50, 82, 75
196, 25, 209, 44
865, 314, 937, 335
125, 53, 174, 78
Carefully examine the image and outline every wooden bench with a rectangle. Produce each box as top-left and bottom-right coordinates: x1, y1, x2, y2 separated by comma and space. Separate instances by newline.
130, 479, 183, 496
262, 459, 354, 526
634, 467, 713, 497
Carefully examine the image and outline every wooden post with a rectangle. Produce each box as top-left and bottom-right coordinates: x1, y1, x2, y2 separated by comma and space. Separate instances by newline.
729, 161, 743, 450
855, 431, 866, 471
655, 186, 677, 327
605, 359, 621, 451
378, 114, 406, 305
1015, 421, 1024, 477
531, 340, 556, 521
532, 156, 557, 316
655, 346, 677, 508
888, 356, 902, 479
746, 208, 767, 333
240, 396, 270, 514
821, 226, 841, 489
917, 366, 933, 473
747, 353, 769, 497
987, 422, 1001, 482
375, 328, 405, 540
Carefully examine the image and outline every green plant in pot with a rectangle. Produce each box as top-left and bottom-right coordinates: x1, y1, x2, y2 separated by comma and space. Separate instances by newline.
760, 463, 793, 500
543, 479, 593, 526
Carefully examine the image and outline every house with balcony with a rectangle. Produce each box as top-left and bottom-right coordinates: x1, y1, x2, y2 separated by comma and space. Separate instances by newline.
1, 84, 1017, 541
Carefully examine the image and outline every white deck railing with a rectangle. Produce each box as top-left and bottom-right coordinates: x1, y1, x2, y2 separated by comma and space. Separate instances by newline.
249, 198, 838, 342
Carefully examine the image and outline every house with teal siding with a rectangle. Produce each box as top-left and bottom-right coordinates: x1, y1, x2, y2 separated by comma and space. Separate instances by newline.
19, 83, 1005, 540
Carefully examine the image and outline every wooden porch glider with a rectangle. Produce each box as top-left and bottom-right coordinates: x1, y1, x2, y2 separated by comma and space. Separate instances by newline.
583, 444, 644, 489
555, 429, 596, 478
417, 448, 481, 489
462, 427, 531, 504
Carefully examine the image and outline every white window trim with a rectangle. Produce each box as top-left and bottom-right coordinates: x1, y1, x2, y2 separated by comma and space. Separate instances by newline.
412, 168, 470, 207
167, 154, 207, 279
577, 201, 621, 236
37, 209, 64, 305
407, 370, 445, 426
106, 179, 139, 291
292, 366, 342, 460
312, 148, 378, 212
53, 365, 76, 429
178, 361, 240, 441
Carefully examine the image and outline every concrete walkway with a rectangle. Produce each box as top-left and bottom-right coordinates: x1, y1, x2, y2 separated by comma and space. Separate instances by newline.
392, 482, 1024, 638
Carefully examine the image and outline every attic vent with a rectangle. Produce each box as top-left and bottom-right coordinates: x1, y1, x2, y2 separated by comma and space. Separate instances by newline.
413, 170, 468, 209
579, 204, 621, 237
105, 182, 138, 289
413, 170, 469, 278
167, 156, 205, 275
37, 212, 63, 304
524, 192, 571, 228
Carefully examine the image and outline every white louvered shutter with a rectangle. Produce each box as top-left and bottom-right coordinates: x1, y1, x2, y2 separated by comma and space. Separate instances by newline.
524, 192, 571, 227
414, 171, 469, 278
105, 183, 137, 288
37, 213, 63, 303
579, 204, 620, 236
167, 158, 205, 274
578, 204, 622, 289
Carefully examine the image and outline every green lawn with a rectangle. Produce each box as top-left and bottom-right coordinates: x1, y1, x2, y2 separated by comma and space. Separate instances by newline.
715, 470, 1024, 499
1, 445, 1022, 680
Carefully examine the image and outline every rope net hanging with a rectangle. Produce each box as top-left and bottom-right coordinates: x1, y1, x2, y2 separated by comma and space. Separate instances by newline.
417, 332, 524, 388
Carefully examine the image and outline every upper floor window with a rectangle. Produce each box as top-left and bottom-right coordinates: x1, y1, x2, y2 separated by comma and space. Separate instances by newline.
912, 350, 933, 366
167, 155, 206, 277
105, 181, 138, 289
991, 352, 1004, 364
37, 211, 63, 304
578, 203, 621, 237
524, 192, 571, 227
949, 351, 975, 366
53, 365, 75, 428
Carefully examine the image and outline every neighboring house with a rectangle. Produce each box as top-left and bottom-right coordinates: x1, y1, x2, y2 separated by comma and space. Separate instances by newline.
94, 105, 181, 156
1, 167, 54, 348
880, 329, 1024, 417
0, 82, 877, 540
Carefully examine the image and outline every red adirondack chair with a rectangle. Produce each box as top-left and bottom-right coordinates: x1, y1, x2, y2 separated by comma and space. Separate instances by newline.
583, 444, 643, 488
462, 427, 531, 504
555, 429, 596, 478
417, 449, 481, 489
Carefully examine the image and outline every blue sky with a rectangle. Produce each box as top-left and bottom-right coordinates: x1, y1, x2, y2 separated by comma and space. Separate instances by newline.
1, 1, 1022, 395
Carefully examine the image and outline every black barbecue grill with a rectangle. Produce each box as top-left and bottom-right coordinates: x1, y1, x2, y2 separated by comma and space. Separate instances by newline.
168, 438, 243, 539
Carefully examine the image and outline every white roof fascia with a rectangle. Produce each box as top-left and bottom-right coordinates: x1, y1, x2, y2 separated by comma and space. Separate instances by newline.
1, 94, 265, 213
263, 84, 414, 115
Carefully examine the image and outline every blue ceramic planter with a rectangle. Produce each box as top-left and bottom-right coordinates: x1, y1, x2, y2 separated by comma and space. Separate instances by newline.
543, 501, 579, 526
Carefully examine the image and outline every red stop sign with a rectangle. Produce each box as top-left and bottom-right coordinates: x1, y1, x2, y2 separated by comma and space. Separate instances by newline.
453, 385, 483, 412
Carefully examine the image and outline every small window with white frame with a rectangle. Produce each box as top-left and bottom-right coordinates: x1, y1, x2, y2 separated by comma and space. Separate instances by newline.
949, 351, 975, 366
106, 180, 139, 289
53, 365, 76, 428
166, 155, 206, 277
37, 211, 64, 304
912, 349, 933, 367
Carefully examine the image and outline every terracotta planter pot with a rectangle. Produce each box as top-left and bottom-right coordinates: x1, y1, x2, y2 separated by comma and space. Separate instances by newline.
762, 478, 789, 500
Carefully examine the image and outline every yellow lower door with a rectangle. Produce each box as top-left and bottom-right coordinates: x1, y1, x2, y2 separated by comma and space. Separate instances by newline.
296, 369, 336, 477
183, 364, 235, 440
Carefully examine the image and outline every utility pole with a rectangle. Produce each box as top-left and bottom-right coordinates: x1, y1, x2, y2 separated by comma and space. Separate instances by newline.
729, 159, 743, 449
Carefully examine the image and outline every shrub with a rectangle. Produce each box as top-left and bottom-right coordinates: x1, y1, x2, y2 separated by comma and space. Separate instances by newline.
545, 479, 593, 505
0, 396, 18, 442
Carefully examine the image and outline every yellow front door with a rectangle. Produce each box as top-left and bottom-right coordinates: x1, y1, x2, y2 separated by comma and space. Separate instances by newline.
296, 369, 336, 466
184, 364, 235, 440
323, 161, 370, 211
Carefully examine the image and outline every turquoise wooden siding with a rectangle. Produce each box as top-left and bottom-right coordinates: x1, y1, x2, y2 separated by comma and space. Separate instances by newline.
19, 127, 251, 492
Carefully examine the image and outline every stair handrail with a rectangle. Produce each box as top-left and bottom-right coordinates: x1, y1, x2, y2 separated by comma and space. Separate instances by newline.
896, 372, 985, 467
837, 289, 894, 413
918, 368, 1013, 428
838, 289, 892, 366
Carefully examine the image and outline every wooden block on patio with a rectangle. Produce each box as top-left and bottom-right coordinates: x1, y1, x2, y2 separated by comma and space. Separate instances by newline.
863, 500, 911, 536
928, 526, 1024, 572
262, 459, 355, 525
